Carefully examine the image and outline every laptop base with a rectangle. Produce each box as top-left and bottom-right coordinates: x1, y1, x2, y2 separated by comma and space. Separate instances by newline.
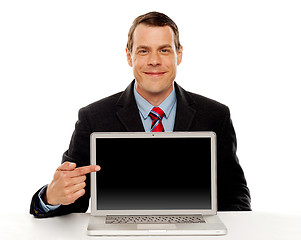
87, 215, 227, 236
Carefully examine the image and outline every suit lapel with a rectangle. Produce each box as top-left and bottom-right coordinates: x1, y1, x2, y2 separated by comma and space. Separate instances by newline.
116, 81, 145, 132
173, 83, 196, 131
116, 80, 196, 132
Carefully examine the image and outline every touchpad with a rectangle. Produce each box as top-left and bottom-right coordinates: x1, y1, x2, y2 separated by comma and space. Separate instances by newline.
137, 224, 177, 230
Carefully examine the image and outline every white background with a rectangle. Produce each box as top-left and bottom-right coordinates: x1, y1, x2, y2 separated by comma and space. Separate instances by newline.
1, 0, 300, 214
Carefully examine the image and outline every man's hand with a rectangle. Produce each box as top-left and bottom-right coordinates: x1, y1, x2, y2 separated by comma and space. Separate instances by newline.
45, 162, 101, 206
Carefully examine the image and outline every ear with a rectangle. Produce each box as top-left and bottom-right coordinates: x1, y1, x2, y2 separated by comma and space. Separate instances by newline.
126, 48, 133, 67
177, 45, 183, 66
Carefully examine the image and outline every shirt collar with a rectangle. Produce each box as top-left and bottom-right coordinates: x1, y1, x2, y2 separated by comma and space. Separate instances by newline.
133, 83, 177, 120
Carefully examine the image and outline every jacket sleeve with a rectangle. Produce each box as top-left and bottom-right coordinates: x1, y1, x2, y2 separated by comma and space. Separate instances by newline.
30, 108, 92, 218
217, 107, 251, 211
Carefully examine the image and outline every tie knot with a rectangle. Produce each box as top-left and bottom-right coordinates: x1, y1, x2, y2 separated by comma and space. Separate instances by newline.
149, 107, 164, 120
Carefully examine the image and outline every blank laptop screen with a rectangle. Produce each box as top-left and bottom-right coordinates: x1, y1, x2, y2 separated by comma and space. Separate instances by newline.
95, 137, 212, 210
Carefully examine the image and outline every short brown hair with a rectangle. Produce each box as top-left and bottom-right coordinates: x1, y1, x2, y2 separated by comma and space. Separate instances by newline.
127, 11, 181, 53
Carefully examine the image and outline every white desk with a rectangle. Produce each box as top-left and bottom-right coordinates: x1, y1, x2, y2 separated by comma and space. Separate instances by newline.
1, 212, 301, 240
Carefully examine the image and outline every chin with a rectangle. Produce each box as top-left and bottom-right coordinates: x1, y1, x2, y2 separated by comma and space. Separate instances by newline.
135, 74, 174, 96
144, 82, 173, 95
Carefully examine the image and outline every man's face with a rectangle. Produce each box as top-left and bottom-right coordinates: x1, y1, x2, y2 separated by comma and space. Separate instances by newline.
126, 24, 183, 103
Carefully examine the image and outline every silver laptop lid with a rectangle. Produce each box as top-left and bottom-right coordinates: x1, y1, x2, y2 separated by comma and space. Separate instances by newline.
90, 132, 217, 216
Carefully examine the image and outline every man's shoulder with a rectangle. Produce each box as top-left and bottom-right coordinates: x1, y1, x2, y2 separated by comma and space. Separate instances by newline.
188, 91, 229, 112
79, 81, 135, 114
176, 82, 229, 114
80, 91, 123, 113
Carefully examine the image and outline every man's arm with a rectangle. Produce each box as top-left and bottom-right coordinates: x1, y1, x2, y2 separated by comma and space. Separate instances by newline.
217, 107, 251, 211
30, 107, 99, 218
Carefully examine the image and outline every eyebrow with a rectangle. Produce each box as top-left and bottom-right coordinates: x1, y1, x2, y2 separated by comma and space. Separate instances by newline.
136, 44, 173, 50
158, 44, 173, 49
136, 45, 150, 50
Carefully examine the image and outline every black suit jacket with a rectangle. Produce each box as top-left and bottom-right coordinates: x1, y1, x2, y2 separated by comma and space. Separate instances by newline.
30, 81, 251, 217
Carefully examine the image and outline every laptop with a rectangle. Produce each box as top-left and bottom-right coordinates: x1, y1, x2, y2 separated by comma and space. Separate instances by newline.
87, 132, 227, 236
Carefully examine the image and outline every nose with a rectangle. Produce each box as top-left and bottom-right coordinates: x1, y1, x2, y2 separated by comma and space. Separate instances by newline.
147, 52, 161, 66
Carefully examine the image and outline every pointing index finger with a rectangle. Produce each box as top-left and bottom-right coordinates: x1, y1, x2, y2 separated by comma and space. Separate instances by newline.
70, 165, 101, 177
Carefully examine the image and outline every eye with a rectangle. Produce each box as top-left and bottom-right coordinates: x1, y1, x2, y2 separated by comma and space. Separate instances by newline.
138, 49, 148, 55
160, 49, 170, 53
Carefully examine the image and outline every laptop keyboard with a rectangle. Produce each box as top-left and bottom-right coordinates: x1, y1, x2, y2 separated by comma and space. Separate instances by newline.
106, 215, 205, 224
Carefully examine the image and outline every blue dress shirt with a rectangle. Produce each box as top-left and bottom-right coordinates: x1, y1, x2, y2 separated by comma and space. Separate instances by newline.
38, 185, 61, 212
133, 84, 177, 132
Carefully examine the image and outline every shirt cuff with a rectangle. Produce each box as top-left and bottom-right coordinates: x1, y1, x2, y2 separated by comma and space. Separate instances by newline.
38, 185, 61, 213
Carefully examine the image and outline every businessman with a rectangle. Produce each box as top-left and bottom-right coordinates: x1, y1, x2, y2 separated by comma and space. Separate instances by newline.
30, 11, 251, 218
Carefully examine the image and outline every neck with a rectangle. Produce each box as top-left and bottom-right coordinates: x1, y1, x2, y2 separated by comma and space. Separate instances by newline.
135, 83, 174, 106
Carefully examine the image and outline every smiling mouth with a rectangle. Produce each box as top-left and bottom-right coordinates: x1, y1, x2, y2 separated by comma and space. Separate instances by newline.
143, 72, 166, 77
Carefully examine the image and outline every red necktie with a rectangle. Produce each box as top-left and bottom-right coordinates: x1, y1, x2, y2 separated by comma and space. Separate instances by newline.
149, 107, 165, 132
